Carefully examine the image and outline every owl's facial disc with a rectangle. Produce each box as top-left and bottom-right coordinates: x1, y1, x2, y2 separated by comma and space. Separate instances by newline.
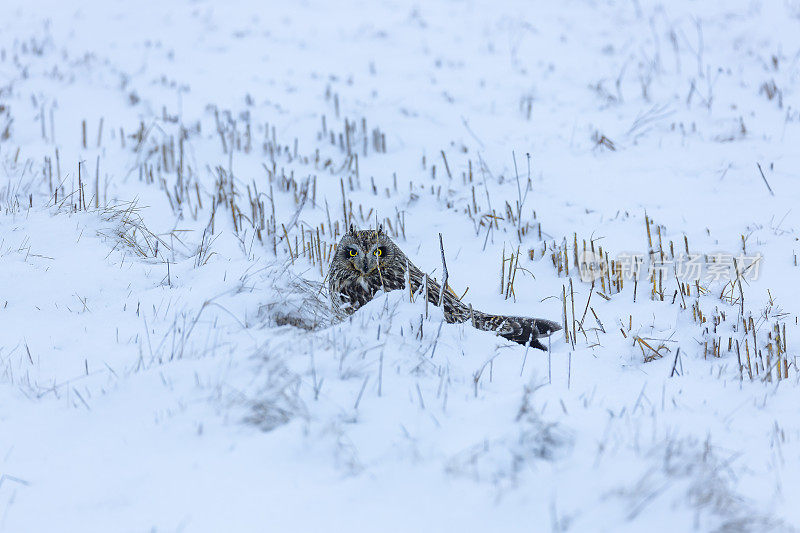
347, 247, 371, 275
359, 245, 387, 273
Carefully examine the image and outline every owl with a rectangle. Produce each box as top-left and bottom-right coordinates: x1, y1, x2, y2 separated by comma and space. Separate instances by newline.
328, 226, 561, 350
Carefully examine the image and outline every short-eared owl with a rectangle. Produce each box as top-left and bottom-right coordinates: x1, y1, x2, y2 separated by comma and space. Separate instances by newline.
328, 226, 560, 350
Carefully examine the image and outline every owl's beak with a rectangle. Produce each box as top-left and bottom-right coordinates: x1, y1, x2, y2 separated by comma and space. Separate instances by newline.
357, 257, 371, 274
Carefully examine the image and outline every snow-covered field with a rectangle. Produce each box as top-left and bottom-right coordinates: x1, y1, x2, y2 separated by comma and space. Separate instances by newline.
2, 0, 800, 530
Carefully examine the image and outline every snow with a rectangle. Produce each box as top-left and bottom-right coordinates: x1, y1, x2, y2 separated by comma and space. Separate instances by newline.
2, 0, 800, 530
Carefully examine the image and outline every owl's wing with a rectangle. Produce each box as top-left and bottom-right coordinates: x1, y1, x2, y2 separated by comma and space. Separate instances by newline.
474, 313, 561, 351
400, 257, 562, 351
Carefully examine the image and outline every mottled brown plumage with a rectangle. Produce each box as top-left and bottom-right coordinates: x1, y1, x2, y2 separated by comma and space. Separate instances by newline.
328, 227, 560, 350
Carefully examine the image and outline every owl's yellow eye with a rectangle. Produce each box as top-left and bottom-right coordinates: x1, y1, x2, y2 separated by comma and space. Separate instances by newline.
374, 248, 383, 257
348, 249, 358, 257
